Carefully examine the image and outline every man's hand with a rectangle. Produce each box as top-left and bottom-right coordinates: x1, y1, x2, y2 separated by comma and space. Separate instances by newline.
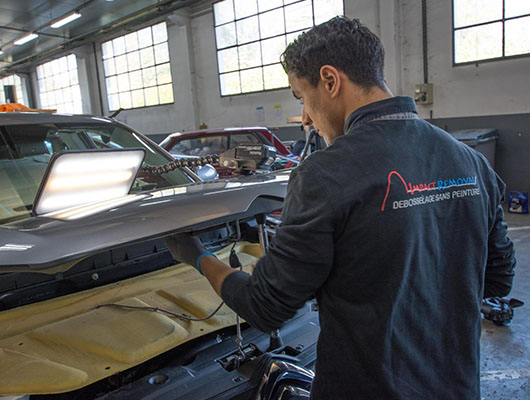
165, 233, 238, 297
165, 233, 207, 268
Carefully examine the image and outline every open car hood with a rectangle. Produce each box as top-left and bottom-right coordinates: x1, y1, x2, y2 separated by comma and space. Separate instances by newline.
0, 170, 290, 272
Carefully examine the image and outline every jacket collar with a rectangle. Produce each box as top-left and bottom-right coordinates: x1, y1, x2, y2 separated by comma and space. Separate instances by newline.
344, 96, 417, 132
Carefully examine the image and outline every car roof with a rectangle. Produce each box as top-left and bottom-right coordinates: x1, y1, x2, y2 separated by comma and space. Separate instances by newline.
166, 127, 272, 139
0, 112, 114, 126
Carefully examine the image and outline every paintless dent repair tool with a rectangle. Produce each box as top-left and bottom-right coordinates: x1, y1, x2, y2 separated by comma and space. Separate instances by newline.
481, 297, 524, 326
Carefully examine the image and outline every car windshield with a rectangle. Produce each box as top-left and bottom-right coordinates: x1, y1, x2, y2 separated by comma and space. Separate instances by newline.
0, 122, 191, 224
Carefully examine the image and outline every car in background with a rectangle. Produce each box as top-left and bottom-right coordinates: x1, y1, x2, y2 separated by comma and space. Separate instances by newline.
160, 127, 298, 177
0, 113, 318, 399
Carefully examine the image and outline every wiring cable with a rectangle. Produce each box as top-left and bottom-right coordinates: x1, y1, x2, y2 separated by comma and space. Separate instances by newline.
93, 301, 225, 322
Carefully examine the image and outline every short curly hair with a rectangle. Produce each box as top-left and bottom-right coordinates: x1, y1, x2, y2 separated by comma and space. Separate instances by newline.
281, 17, 386, 89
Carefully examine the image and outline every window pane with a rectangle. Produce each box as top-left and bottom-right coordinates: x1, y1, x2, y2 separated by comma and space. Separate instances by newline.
260, 9, 285, 39
109, 93, 119, 110
131, 89, 145, 108
454, 22, 502, 63
231, 133, 260, 146
505, 16, 530, 56
241, 67, 263, 92
115, 54, 128, 74
220, 71, 241, 95
102, 41, 114, 59
453, 0, 502, 28
152, 22, 168, 44
117, 73, 131, 92
140, 47, 155, 68
142, 66, 157, 87
129, 70, 143, 90
60, 71, 69, 86
261, 35, 286, 65
113, 36, 126, 56
69, 70, 79, 85
138, 26, 153, 48
263, 63, 288, 89
119, 91, 132, 109
106, 76, 118, 94
103, 58, 116, 76
505, 0, 530, 18
44, 62, 52, 77
158, 83, 174, 104
145, 86, 159, 106
314, 0, 343, 25
238, 42, 262, 69
214, 0, 234, 25
234, 0, 257, 19
286, 29, 307, 44
59, 57, 68, 72
216, 23, 237, 49
218, 47, 239, 73
237, 16, 259, 44
127, 50, 141, 71
257, 0, 282, 12
125, 32, 139, 52
285, 0, 313, 32
154, 42, 170, 64
156, 63, 172, 85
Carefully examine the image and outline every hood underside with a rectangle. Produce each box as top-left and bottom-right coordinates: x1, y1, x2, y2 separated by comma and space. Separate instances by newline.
0, 242, 261, 396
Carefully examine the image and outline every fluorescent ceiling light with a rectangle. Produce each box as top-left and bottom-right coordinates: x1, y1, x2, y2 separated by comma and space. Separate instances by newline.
14, 33, 38, 46
33, 149, 145, 215
50, 12, 82, 28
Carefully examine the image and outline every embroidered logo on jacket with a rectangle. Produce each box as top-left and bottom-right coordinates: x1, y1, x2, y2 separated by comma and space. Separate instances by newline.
381, 171, 480, 211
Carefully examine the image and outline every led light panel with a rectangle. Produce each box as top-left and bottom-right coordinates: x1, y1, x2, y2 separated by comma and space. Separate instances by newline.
33, 149, 145, 216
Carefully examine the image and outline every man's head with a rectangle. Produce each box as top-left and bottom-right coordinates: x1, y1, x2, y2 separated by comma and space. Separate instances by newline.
281, 17, 391, 143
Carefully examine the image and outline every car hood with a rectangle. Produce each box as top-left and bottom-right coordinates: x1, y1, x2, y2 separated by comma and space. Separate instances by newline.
0, 170, 290, 272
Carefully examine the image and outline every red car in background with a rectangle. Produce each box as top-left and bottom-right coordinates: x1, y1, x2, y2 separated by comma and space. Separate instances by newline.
160, 127, 297, 177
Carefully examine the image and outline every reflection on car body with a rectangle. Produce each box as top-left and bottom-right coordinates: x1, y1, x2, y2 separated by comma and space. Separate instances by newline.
0, 113, 318, 399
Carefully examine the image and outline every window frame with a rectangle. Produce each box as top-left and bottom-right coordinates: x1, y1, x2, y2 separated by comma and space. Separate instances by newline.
36, 54, 83, 114
212, 0, 344, 97
100, 20, 175, 112
452, 0, 530, 66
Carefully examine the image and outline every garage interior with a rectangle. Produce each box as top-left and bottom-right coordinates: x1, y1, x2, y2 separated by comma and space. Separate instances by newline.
0, 0, 529, 399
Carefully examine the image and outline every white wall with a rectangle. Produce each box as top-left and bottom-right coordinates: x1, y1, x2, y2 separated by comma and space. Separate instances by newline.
400, 0, 530, 120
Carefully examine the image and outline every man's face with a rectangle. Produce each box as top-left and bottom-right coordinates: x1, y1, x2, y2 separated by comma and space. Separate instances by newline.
288, 72, 343, 144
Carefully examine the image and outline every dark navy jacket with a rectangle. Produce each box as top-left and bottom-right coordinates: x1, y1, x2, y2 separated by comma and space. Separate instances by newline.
222, 96, 516, 399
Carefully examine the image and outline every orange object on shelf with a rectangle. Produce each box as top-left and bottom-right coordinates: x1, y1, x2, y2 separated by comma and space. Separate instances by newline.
0, 103, 56, 113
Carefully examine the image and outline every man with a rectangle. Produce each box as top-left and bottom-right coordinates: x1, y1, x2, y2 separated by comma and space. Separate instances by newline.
166, 17, 516, 399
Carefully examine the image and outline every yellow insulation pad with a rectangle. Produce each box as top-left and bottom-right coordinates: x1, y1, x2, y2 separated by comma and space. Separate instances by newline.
0, 242, 260, 396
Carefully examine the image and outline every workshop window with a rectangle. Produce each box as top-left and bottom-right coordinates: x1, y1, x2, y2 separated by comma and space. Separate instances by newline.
0, 75, 28, 106
36, 55, 82, 114
101, 21, 174, 111
453, 0, 530, 64
213, 0, 344, 96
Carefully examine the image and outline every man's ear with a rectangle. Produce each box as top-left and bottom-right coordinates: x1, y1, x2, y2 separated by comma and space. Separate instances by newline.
320, 65, 341, 98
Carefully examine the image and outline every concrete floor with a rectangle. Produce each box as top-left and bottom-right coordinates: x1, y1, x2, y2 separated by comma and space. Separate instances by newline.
480, 210, 530, 400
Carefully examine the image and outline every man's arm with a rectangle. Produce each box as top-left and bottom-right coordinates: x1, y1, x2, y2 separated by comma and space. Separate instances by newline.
200, 255, 235, 297
484, 203, 516, 298
484, 175, 516, 298
166, 162, 338, 332
220, 163, 338, 332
